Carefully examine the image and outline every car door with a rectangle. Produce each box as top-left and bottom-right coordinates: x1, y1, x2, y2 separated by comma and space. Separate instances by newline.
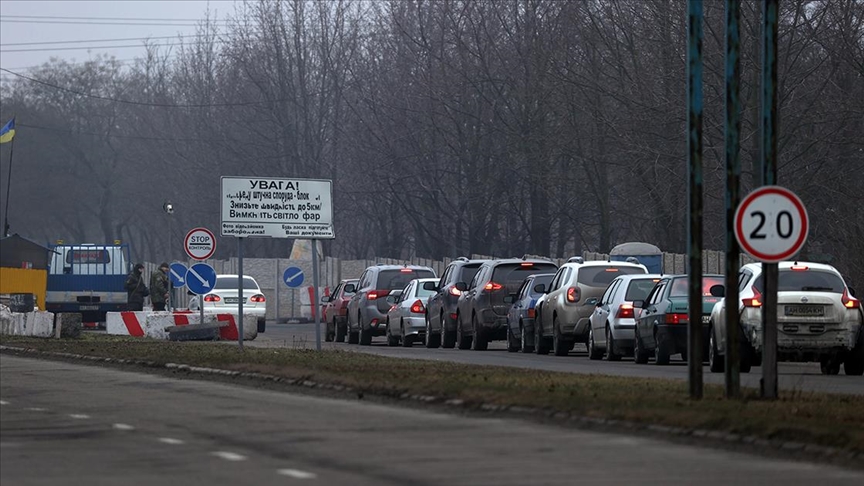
348, 270, 370, 329
715, 269, 752, 350
639, 280, 668, 348
427, 265, 450, 329
539, 268, 564, 334
508, 277, 530, 332
458, 267, 483, 331
592, 279, 621, 346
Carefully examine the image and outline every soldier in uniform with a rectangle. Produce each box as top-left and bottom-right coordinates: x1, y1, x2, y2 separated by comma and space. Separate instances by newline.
124, 263, 148, 311
150, 262, 170, 311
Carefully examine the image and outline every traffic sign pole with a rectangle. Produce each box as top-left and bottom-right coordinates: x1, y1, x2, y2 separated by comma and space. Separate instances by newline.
238, 237, 244, 351
311, 240, 321, 351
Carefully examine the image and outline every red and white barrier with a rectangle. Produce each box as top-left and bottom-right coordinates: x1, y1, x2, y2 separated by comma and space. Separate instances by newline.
106, 311, 149, 337
299, 286, 330, 320
106, 311, 258, 340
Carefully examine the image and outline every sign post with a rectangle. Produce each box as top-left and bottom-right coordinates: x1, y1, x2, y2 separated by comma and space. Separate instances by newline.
221, 177, 334, 351
735, 185, 809, 399
184, 227, 216, 331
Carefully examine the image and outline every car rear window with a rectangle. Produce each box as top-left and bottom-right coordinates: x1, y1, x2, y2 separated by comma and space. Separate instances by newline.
577, 266, 645, 288
377, 269, 436, 290
625, 278, 661, 301
492, 263, 559, 287
214, 277, 259, 290
529, 274, 555, 297
416, 284, 436, 299
753, 270, 845, 293
669, 276, 725, 297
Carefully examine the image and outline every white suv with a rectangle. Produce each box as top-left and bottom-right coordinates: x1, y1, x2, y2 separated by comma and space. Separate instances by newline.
707, 262, 863, 375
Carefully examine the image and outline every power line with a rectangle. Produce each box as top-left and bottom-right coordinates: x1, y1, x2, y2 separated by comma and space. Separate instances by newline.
1, 34, 207, 47
0, 19, 219, 27
1, 15, 227, 22
2, 40, 227, 53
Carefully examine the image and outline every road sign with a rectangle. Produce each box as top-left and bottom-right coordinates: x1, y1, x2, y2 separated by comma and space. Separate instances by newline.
184, 227, 216, 260
220, 176, 335, 239
283, 267, 305, 288
169, 262, 188, 288
735, 186, 808, 263
186, 263, 217, 295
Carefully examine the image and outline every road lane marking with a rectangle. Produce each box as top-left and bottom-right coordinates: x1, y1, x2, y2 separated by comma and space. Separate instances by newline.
277, 469, 317, 479
113, 423, 135, 431
0, 400, 8, 405
211, 451, 247, 462
158, 437, 185, 445
25, 407, 47, 412
69, 414, 90, 419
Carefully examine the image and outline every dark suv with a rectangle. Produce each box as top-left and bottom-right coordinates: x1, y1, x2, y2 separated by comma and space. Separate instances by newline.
346, 264, 437, 345
424, 257, 488, 348
455, 258, 559, 350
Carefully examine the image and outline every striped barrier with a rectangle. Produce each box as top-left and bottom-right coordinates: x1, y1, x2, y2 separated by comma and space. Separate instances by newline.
106, 311, 258, 340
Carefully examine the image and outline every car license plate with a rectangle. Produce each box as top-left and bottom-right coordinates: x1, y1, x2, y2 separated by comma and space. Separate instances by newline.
80, 305, 99, 311
224, 297, 240, 304
784, 305, 824, 317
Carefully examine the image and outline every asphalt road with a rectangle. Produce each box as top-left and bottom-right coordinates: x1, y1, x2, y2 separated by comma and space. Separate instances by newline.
2, 354, 862, 486
257, 323, 864, 396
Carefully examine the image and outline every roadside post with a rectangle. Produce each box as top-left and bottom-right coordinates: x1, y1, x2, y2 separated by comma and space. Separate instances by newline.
184, 227, 216, 333
221, 176, 335, 351
734, 186, 809, 399
185, 262, 217, 332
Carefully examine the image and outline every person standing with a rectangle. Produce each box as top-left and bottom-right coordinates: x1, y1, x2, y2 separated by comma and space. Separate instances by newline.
150, 262, 170, 311
124, 263, 148, 311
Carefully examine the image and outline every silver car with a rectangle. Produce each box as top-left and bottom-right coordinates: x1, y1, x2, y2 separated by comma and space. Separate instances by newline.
385, 278, 439, 347
707, 261, 863, 375
587, 274, 662, 360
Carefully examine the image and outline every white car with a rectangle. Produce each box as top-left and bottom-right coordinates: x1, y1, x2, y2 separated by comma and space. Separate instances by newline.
587, 274, 662, 360
385, 278, 439, 347
707, 261, 863, 375
188, 274, 267, 333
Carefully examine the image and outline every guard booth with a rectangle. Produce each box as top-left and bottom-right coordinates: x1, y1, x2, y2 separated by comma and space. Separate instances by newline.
0, 234, 52, 311
609, 242, 663, 274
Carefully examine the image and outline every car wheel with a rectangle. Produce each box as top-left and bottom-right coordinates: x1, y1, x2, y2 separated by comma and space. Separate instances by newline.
386, 320, 399, 347
456, 315, 472, 350
335, 319, 346, 342
401, 321, 414, 347
325, 320, 334, 342
471, 315, 488, 351
441, 312, 457, 348
708, 326, 724, 373
844, 330, 864, 376
425, 315, 441, 348
654, 331, 670, 365
358, 315, 372, 346
605, 325, 621, 361
634, 330, 649, 364
535, 320, 550, 355
506, 326, 520, 352
520, 321, 534, 353
820, 355, 841, 375
739, 338, 753, 373
587, 327, 602, 360
552, 316, 569, 357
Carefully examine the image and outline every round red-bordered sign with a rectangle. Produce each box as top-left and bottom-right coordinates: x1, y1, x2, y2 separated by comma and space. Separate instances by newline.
734, 186, 808, 263
184, 227, 216, 261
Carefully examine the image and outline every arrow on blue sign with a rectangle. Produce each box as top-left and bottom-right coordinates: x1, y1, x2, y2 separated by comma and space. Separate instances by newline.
186, 263, 217, 295
169, 262, 188, 288
283, 266, 304, 288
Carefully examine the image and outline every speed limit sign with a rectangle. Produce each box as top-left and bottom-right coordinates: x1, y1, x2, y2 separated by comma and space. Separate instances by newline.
735, 186, 808, 263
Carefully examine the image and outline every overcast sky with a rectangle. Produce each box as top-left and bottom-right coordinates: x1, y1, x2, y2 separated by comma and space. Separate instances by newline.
0, 1, 236, 75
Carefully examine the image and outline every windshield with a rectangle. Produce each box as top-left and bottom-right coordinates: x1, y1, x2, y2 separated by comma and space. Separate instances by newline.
669, 276, 725, 297
577, 266, 645, 288
754, 270, 845, 293
625, 278, 661, 301
457, 264, 482, 285
377, 269, 436, 290
214, 277, 259, 290
492, 263, 559, 289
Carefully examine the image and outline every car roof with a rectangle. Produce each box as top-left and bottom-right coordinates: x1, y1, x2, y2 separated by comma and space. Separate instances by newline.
560, 260, 647, 271
481, 258, 559, 267
614, 273, 664, 281
371, 264, 435, 271
741, 261, 841, 274
217, 274, 258, 279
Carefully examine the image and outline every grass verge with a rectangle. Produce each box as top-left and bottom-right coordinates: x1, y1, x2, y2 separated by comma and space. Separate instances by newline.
2, 334, 862, 455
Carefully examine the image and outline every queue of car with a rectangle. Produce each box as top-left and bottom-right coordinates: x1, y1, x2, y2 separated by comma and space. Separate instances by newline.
324, 258, 864, 376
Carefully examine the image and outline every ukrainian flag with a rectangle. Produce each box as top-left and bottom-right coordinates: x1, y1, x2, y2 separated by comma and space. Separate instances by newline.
0, 117, 14, 144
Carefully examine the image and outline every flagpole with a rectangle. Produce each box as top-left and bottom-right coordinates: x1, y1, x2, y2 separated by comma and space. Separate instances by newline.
3, 128, 14, 237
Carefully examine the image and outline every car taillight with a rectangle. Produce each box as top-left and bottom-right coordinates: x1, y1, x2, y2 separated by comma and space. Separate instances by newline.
400, 268, 413, 273
520, 262, 534, 267
449, 287, 462, 296
742, 286, 762, 308
790, 265, 809, 271
410, 299, 424, 314
250, 294, 266, 303
842, 289, 860, 309
484, 282, 503, 292
665, 313, 688, 324
566, 287, 578, 303
527, 308, 536, 318
616, 303, 634, 319
203, 294, 220, 302
368, 290, 389, 300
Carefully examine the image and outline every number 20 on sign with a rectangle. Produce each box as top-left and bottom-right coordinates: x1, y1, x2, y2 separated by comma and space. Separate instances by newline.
734, 186, 809, 263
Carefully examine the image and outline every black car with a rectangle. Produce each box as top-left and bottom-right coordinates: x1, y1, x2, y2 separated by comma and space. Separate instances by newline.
504, 273, 555, 353
423, 257, 488, 348
455, 258, 559, 350
346, 264, 437, 345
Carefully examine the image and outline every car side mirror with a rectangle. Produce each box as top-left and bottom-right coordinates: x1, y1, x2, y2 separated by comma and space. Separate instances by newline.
584, 297, 598, 306
455, 282, 467, 292
503, 293, 516, 304
423, 281, 438, 291
389, 289, 403, 298
632, 300, 644, 309
709, 284, 725, 298
533, 283, 546, 294
321, 296, 332, 303
385, 295, 398, 305
344, 283, 356, 293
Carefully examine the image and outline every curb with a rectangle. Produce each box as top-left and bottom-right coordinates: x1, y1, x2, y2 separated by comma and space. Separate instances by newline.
1, 344, 860, 464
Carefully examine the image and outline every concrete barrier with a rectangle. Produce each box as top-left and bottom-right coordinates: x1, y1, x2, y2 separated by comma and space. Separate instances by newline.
105, 311, 258, 341
106, 311, 150, 337
0, 306, 55, 337
174, 312, 258, 341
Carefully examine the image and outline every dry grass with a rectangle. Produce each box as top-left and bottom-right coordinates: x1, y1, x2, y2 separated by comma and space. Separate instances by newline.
2, 334, 862, 453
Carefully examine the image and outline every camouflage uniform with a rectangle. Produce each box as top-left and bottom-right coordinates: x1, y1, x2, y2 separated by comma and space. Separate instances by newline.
124, 264, 147, 311
150, 263, 170, 311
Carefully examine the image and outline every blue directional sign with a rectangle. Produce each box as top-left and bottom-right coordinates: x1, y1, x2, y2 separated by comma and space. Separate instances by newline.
283, 266, 305, 288
169, 262, 188, 288
186, 263, 217, 295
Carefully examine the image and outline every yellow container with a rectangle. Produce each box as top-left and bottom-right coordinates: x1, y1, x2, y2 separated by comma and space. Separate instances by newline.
0, 267, 48, 310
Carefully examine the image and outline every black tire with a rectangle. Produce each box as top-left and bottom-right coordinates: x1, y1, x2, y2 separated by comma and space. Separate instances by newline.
708, 326, 724, 373
386, 321, 399, 347
634, 330, 649, 364
442, 329, 456, 349
471, 316, 488, 351
680, 349, 688, 362
359, 325, 372, 346
506, 326, 520, 352
739, 340, 753, 373
456, 315, 472, 350
325, 320, 334, 342
425, 316, 441, 348
348, 330, 359, 344
587, 327, 603, 360
401, 322, 414, 347
844, 329, 864, 376
654, 332, 670, 365
335, 319, 346, 342
520, 321, 534, 353
552, 317, 569, 357
605, 326, 621, 361
535, 320, 550, 355
820, 356, 841, 375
